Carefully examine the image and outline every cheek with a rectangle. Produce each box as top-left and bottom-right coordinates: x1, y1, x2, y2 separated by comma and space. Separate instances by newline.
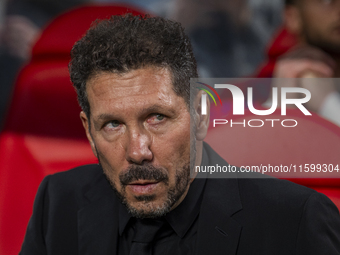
95, 140, 126, 187
154, 122, 191, 180
96, 133, 125, 163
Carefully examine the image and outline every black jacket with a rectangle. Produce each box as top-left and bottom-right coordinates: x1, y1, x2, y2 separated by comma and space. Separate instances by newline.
20, 144, 340, 255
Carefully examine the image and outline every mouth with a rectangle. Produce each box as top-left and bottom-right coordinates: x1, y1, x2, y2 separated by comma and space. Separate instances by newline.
127, 180, 162, 195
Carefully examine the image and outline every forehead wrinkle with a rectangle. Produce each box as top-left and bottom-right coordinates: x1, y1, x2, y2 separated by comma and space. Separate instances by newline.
91, 84, 174, 108
136, 104, 177, 116
88, 79, 172, 104
88, 67, 172, 97
86, 67, 180, 120
89, 83, 148, 100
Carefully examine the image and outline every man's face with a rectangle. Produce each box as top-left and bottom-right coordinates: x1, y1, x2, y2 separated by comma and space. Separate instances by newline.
81, 67, 194, 218
297, 0, 340, 53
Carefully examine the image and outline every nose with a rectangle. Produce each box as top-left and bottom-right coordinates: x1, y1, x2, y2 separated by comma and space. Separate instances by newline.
125, 128, 153, 164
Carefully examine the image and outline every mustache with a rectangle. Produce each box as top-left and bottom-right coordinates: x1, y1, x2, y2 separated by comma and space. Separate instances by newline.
119, 164, 169, 185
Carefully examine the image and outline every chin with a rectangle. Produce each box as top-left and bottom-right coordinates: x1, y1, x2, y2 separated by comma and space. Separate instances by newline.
125, 198, 173, 219
102, 162, 191, 218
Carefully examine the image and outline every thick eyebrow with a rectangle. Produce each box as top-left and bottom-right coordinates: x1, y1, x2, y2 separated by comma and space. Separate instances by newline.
92, 113, 116, 130
96, 113, 116, 122
94, 105, 176, 122
136, 105, 176, 116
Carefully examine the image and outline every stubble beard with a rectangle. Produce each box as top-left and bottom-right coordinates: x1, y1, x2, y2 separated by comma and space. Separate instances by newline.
99, 155, 191, 219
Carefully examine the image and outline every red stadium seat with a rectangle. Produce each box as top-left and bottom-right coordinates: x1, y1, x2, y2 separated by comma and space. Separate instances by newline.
205, 108, 340, 209
0, 5, 146, 255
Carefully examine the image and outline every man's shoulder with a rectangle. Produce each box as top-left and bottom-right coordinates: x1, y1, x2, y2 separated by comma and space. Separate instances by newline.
237, 175, 318, 204
48, 163, 102, 181
206, 173, 327, 213
34, 164, 114, 215
237, 175, 338, 217
49, 164, 103, 181
204, 175, 339, 230
204, 143, 325, 208
42, 164, 108, 196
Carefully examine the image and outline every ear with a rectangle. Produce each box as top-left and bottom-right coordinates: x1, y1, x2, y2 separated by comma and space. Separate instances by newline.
284, 5, 303, 35
80, 111, 98, 158
193, 90, 210, 141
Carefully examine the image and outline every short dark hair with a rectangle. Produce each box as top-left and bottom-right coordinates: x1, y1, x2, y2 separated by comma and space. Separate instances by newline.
69, 14, 198, 118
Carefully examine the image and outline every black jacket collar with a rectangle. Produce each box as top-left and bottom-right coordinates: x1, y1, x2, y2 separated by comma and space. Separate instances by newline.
77, 143, 243, 255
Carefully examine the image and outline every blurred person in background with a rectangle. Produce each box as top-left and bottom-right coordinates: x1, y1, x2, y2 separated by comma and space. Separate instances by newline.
171, 0, 283, 77
258, 0, 340, 125
0, 0, 173, 131
2, 0, 87, 59
0, 0, 284, 130
0, 0, 87, 131
92, 0, 172, 16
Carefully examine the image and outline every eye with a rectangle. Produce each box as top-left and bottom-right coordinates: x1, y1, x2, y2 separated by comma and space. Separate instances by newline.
155, 114, 165, 121
147, 114, 166, 124
103, 120, 120, 130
